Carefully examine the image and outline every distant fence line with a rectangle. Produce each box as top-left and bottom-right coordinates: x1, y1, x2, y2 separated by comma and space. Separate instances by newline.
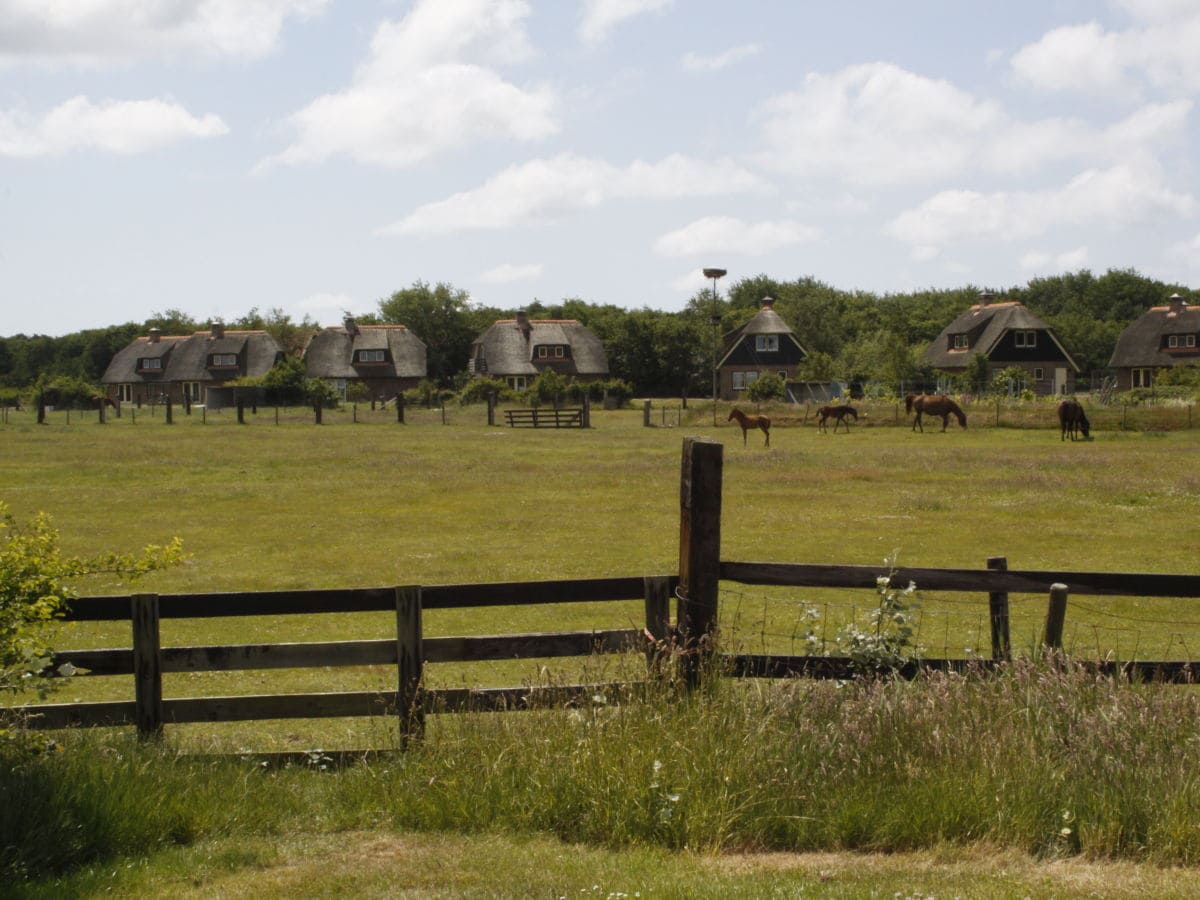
6, 437, 1200, 751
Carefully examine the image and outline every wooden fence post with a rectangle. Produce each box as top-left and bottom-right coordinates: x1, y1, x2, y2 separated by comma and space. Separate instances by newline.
582, 393, 591, 428
643, 575, 672, 672
165, 398, 173, 425
98, 402, 106, 425
237, 398, 245, 424
1044, 583, 1069, 652
314, 400, 322, 425
131, 593, 163, 739
487, 394, 496, 426
395, 586, 424, 744
396, 394, 405, 424
987, 556, 1011, 661
643, 399, 652, 427
677, 437, 723, 689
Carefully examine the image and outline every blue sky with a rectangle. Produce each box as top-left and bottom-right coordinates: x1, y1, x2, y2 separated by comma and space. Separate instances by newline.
2, 0, 1199, 336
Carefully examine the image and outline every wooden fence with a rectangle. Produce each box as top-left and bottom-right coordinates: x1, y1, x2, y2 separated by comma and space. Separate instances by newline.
7, 437, 1200, 743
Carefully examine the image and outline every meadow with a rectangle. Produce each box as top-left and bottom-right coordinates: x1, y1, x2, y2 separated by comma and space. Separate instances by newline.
4, 397, 1200, 895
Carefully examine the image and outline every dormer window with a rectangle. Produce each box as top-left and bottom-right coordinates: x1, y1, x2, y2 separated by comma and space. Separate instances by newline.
137, 357, 163, 371
1169, 335, 1179, 349
952, 334, 969, 350
210, 353, 238, 368
356, 349, 386, 363
755, 335, 779, 352
1014, 330, 1037, 348
536, 345, 568, 359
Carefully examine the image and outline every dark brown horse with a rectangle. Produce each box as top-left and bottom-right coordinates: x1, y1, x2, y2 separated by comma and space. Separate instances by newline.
817, 404, 857, 433
905, 393, 966, 432
728, 407, 770, 447
1057, 398, 1091, 441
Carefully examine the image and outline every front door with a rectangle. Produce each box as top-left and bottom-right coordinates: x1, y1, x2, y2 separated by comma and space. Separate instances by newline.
1054, 367, 1067, 394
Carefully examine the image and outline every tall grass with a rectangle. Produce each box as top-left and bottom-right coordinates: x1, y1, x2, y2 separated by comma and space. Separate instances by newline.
7, 660, 1200, 879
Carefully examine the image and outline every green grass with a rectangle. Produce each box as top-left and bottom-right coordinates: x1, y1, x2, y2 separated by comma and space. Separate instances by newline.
3, 399, 1200, 750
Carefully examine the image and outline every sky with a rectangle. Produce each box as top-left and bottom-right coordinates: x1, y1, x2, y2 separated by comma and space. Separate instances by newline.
2, 0, 1200, 337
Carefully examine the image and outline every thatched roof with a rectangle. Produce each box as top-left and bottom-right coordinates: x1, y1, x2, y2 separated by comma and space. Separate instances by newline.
101, 330, 282, 384
304, 323, 427, 379
471, 316, 608, 377
924, 300, 1079, 371
1108, 297, 1200, 368
718, 300, 806, 362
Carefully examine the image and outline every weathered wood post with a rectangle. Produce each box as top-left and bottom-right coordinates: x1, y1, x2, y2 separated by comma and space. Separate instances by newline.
184, 392, 191, 416
987, 556, 1011, 661
677, 437, 723, 689
352, 402, 357, 424
440, 400, 447, 425
643, 575, 672, 672
98, 401, 106, 425
314, 399, 323, 424
395, 586, 424, 745
237, 398, 245, 425
396, 394, 405, 424
165, 397, 173, 425
131, 593, 163, 739
1044, 583, 1069, 652
487, 393, 496, 426
37, 394, 45, 425
582, 393, 591, 428
643, 399, 652, 427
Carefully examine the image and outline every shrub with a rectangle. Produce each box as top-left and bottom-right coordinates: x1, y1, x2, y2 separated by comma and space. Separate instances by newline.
745, 372, 786, 402
459, 377, 511, 406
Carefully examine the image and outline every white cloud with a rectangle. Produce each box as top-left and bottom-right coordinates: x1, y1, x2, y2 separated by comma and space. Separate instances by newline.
653, 215, 819, 257
1011, 8, 1200, 94
262, 0, 555, 170
0, 0, 326, 65
1020, 246, 1089, 272
887, 164, 1194, 249
0, 95, 226, 157
681, 43, 761, 73
379, 153, 765, 235
480, 262, 543, 284
579, 0, 673, 45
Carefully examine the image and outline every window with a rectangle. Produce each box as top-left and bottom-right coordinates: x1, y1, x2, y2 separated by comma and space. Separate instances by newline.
777, 370, 787, 379
537, 346, 548, 358
755, 335, 779, 352
119, 384, 133, 403
732, 372, 745, 390
953, 334, 969, 349
1014, 330, 1037, 348
138, 357, 162, 370
507, 376, 527, 391
1033, 368, 1044, 381
1132, 368, 1154, 388
210, 353, 238, 367
357, 349, 386, 363
1168, 335, 1179, 349
184, 382, 201, 402
554, 346, 564, 358
1188, 335, 1197, 348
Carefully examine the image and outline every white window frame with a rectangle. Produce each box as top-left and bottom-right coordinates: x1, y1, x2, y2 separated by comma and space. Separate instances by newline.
1033, 367, 1044, 381
953, 334, 969, 349
139, 357, 162, 370
184, 382, 202, 402
554, 346, 564, 358
210, 353, 238, 367
357, 349, 386, 363
1132, 368, 1154, 388
536, 346, 549, 358
755, 335, 779, 352
507, 376, 527, 391
1168, 335, 1179, 349
119, 384, 133, 403
1188, 335, 1197, 348
1014, 330, 1037, 348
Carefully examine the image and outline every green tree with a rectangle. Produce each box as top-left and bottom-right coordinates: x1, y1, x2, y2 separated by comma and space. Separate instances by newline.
260, 355, 309, 405
746, 372, 785, 402
1, 504, 183, 708
377, 281, 476, 386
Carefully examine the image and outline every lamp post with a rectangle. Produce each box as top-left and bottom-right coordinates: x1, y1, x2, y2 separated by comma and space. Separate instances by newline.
703, 267, 726, 425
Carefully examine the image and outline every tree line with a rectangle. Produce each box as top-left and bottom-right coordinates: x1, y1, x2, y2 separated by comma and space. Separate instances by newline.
0, 269, 1189, 401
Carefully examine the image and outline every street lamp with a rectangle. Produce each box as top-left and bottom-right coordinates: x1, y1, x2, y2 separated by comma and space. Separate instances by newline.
703, 268, 726, 425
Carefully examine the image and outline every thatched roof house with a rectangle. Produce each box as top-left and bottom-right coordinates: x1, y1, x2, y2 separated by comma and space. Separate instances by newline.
1108, 293, 1199, 390
304, 316, 427, 400
101, 322, 283, 407
469, 310, 608, 391
716, 298, 807, 400
924, 295, 1080, 395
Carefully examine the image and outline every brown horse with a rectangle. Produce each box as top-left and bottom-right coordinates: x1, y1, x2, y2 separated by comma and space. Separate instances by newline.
905, 393, 966, 432
1057, 398, 1091, 441
817, 404, 857, 433
728, 407, 770, 447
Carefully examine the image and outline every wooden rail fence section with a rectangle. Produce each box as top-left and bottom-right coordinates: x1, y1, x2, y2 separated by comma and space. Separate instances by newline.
504, 407, 586, 428
7, 436, 1200, 741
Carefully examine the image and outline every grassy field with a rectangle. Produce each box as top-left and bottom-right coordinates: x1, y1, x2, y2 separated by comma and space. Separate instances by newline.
3, 397, 1200, 748
5, 398, 1200, 894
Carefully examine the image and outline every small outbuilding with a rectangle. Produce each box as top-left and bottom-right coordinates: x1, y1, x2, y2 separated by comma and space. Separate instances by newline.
468, 310, 609, 391
1108, 293, 1199, 390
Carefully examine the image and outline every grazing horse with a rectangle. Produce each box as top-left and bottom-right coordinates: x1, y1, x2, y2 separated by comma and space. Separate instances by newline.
1057, 398, 1091, 441
905, 393, 967, 433
728, 407, 770, 447
817, 404, 858, 433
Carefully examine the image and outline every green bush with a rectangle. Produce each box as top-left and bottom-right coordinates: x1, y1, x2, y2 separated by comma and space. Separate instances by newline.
745, 372, 785, 402
459, 377, 512, 405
